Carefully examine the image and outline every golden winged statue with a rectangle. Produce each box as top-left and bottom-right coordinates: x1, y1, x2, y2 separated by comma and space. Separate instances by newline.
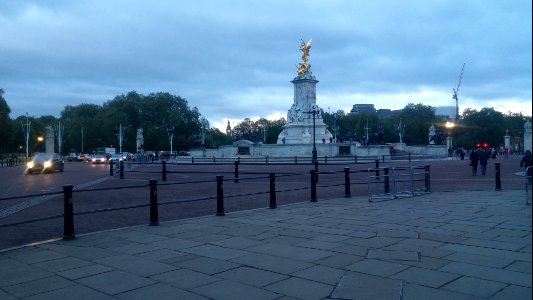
297, 38, 312, 76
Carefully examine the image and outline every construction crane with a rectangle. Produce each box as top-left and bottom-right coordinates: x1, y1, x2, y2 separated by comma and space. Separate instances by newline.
452, 62, 466, 120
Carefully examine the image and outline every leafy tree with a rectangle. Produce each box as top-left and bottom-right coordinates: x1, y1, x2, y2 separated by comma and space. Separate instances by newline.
399, 103, 437, 145
454, 108, 505, 149
0, 89, 13, 154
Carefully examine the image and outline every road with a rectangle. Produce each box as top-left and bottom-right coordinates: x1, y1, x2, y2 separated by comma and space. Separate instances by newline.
0, 155, 528, 250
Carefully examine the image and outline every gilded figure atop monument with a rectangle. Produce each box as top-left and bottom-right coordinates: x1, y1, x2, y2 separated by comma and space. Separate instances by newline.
297, 38, 312, 76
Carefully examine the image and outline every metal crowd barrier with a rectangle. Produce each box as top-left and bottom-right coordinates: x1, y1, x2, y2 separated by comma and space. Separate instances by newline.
368, 165, 430, 202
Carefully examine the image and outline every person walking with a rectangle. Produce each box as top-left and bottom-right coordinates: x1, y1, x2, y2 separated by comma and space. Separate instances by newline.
479, 148, 489, 176
520, 150, 532, 180
470, 148, 479, 176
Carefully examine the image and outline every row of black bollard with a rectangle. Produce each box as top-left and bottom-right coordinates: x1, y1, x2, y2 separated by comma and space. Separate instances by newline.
110, 160, 125, 179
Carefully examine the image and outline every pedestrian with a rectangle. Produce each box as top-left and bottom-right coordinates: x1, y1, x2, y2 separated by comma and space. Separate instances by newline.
479, 148, 489, 176
503, 146, 509, 159
469, 148, 479, 176
459, 148, 465, 160
520, 150, 532, 180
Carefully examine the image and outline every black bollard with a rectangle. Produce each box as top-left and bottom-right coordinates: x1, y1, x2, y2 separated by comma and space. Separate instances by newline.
234, 161, 239, 183
120, 160, 124, 179
295, 156, 298, 164
354, 155, 357, 163
495, 162, 501, 191
375, 159, 380, 179
314, 161, 319, 183
162, 160, 167, 182
344, 167, 351, 198
384, 168, 390, 194
310, 170, 317, 202
63, 184, 75, 240
269, 173, 277, 208
109, 160, 114, 176
266, 156, 268, 164
425, 165, 431, 193
216, 176, 225, 216
149, 179, 159, 226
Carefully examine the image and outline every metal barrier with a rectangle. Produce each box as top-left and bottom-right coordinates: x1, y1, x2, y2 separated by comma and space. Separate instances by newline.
412, 165, 431, 195
368, 165, 430, 202
368, 167, 394, 201
526, 166, 531, 205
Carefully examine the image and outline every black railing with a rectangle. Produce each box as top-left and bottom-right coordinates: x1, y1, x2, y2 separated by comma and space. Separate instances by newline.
1, 162, 433, 244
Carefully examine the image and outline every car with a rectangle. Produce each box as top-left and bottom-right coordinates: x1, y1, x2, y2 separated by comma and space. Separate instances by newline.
120, 152, 132, 161
108, 154, 124, 164
26, 153, 64, 174
92, 154, 107, 164
77, 153, 87, 161
67, 152, 78, 162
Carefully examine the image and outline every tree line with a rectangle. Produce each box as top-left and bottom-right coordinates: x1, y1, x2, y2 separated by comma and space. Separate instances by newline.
0, 88, 530, 156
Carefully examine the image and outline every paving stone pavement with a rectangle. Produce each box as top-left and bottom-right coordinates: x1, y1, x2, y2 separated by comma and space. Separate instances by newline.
0, 190, 531, 299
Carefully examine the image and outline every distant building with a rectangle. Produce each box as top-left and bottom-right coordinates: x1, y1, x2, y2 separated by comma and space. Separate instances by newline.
349, 104, 376, 114
376, 109, 401, 118
434, 106, 456, 120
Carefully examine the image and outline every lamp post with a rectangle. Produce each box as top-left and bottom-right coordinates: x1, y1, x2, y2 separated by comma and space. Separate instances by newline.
305, 104, 320, 163
21, 112, 31, 157
167, 126, 174, 154
445, 120, 455, 156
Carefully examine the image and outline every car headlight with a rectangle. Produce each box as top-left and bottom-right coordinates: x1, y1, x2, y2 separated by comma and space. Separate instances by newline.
27, 162, 34, 168
92, 158, 96, 162
44, 161, 52, 168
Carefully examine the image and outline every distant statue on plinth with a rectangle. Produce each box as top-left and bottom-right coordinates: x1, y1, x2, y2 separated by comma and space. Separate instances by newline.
45, 125, 55, 153
136, 128, 144, 152
428, 124, 436, 145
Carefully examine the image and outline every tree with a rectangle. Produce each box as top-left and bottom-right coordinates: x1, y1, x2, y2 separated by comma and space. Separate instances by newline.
399, 103, 437, 145
454, 108, 505, 149
0, 89, 13, 154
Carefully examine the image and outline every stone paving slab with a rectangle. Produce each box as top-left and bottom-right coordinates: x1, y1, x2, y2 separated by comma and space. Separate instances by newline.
0, 190, 531, 299
331, 273, 402, 300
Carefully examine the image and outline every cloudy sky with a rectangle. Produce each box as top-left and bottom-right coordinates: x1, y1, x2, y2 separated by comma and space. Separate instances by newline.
1, 0, 531, 131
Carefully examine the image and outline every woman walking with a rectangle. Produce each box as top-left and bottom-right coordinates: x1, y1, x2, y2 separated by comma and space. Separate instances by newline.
470, 149, 479, 176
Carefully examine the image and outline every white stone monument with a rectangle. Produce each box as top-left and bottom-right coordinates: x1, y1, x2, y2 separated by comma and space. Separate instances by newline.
524, 121, 532, 152
277, 39, 332, 144
136, 128, 144, 152
45, 126, 55, 153
428, 125, 436, 145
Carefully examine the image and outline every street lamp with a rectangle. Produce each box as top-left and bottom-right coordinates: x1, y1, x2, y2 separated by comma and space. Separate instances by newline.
305, 104, 320, 163
445, 120, 455, 156
167, 126, 174, 154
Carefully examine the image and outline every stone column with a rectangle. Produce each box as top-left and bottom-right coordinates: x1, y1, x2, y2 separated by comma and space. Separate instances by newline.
504, 134, 511, 149
45, 126, 55, 153
524, 121, 532, 152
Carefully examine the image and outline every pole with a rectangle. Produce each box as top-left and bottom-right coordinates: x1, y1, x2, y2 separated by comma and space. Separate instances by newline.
495, 162, 501, 191
312, 110, 317, 163
269, 173, 277, 208
216, 176, 225, 216
310, 170, 317, 202
63, 184, 75, 240
344, 167, 351, 197
149, 179, 159, 225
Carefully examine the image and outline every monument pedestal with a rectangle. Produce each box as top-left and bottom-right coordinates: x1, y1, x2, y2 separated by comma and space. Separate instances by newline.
277, 70, 332, 144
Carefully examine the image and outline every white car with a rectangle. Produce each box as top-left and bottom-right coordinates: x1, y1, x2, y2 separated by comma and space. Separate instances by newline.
92, 154, 107, 164
108, 154, 124, 164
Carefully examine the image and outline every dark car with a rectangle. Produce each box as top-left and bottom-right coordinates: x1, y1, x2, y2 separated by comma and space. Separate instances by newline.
26, 153, 64, 174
